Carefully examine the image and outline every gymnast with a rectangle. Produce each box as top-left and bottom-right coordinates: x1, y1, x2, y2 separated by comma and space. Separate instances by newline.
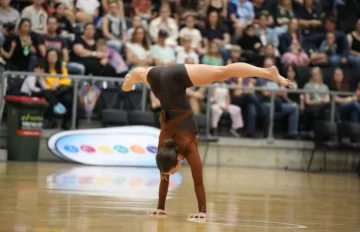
121, 63, 292, 219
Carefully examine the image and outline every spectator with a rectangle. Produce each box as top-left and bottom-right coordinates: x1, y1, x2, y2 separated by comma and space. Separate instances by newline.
151, 29, 176, 65
252, 0, 274, 25
176, 36, 199, 64
311, 32, 345, 66
21, 0, 48, 35
202, 11, 230, 59
204, 0, 227, 17
72, 23, 117, 76
179, 15, 203, 52
132, 0, 152, 21
296, 0, 323, 35
0, 0, 20, 47
53, 3, 73, 35
101, 0, 127, 52
96, 39, 128, 75
1, 19, 38, 71
303, 67, 330, 129
20, 60, 67, 115
38, 16, 85, 75
227, 45, 247, 64
255, 14, 279, 53
43, 49, 74, 129
281, 39, 310, 66
232, 0, 255, 38
211, 81, 243, 137
284, 65, 302, 106
237, 24, 262, 64
330, 67, 360, 123
52, 0, 74, 24
149, 4, 178, 47
127, 15, 148, 40
201, 41, 224, 66
279, 18, 303, 55
260, 58, 299, 139
175, 0, 200, 22
75, 0, 99, 23
126, 26, 152, 68
347, 19, 360, 67
274, 0, 295, 35
102, 0, 124, 17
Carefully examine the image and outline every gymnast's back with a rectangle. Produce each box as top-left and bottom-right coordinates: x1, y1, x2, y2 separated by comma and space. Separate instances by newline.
146, 64, 197, 134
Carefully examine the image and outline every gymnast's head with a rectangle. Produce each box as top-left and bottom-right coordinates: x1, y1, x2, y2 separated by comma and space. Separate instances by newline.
156, 140, 182, 175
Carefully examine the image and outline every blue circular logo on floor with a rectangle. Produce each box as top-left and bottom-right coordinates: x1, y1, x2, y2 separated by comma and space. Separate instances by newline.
114, 145, 129, 154
63, 145, 79, 153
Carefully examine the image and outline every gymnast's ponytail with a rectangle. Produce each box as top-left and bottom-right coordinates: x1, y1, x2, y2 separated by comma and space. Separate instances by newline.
156, 139, 180, 173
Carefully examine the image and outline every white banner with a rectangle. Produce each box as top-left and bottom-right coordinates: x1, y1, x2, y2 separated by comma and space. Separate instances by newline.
47, 126, 161, 166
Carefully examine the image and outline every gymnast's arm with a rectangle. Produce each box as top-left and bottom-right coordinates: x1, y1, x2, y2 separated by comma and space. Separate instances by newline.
157, 130, 169, 211
185, 140, 206, 213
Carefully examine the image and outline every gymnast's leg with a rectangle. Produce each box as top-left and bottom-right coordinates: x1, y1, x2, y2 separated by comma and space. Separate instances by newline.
185, 63, 290, 87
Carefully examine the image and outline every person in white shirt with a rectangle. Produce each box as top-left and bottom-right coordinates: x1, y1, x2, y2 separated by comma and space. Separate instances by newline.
21, 0, 48, 34
179, 15, 203, 51
211, 81, 243, 137
176, 36, 199, 64
149, 4, 178, 47
75, 0, 99, 23
151, 29, 176, 65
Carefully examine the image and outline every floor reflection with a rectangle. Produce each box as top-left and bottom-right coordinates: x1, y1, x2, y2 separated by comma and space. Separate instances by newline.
46, 166, 183, 200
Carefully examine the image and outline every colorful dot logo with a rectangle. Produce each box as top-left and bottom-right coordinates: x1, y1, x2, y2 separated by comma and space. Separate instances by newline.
64, 145, 79, 153
146, 145, 157, 154
114, 145, 129, 154
98, 145, 113, 154
130, 145, 146, 154
81, 145, 95, 153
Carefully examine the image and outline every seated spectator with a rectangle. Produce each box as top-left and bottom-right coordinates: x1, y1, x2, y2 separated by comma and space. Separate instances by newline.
232, 0, 255, 38
347, 19, 360, 67
72, 23, 117, 76
101, 0, 127, 52
303, 67, 330, 129
132, 0, 152, 21
252, 0, 274, 25
0, 0, 20, 47
1, 19, 38, 71
227, 45, 247, 64
274, 0, 295, 35
151, 29, 176, 65
38, 16, 85, 75
127, 15, 149, 40
174, 0, 200, 23
102, 0, 124, 16
296, 0, 323, 35
262, 44, 282, 72
201, 41, 224, 66
52, 0, 74, 24
21, 0, 48, 35
53, 3, 73, 35
284, 65, 303, 107
96, 39, 128, 75
43, 49, 75, 129
281, 39, 310, 66
279, 18, 302, 55
255, 14, 279, 53
149, 4, 178, 47
202, 11, 230, 59
211, 81, 243, 137
179, 15, 203, 52
259, 58, 299, 139
330, 68, 360, 123
311, 32, 345, 66
126, 26, 152, 68
20, 60, 67, 116
176, 36, 199, 64
75, 0, 99, 23
237, 24, 262, 64
203, 0, 227, 18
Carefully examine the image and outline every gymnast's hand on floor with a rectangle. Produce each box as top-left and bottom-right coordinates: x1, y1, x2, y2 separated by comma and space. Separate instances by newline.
147, 209, 167, 216
188, 212, 206, 220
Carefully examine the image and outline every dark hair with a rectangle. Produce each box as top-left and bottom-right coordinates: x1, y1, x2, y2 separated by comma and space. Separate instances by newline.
130, 26, 150, 50
18, 18, 31, 32
33, 59, 45, 70
47, 15, 57, 24
45, 49, 62, 73
156, 140, 179, 173
331, 67, 349, 91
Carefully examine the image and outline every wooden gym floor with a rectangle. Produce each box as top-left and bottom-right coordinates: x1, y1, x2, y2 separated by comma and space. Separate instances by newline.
0, 163, 359, 232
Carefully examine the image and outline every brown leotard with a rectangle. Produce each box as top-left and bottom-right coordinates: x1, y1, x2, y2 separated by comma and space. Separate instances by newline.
147, 64, 206, 213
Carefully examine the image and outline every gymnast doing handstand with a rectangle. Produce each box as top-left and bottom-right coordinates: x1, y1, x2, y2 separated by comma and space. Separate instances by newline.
121, 63, 292, 219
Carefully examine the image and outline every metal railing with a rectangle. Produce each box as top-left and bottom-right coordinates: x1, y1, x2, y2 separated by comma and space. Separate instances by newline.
0, 71, 356, 142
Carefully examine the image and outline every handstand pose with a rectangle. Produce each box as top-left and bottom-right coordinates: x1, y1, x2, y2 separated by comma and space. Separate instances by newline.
121, 63, 292, 219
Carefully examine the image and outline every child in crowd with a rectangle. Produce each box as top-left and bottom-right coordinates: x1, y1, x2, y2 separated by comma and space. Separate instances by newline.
96, 39, 129, 75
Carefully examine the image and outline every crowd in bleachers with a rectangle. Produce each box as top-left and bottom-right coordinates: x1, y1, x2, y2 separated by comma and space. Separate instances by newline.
0, 0, 360, 138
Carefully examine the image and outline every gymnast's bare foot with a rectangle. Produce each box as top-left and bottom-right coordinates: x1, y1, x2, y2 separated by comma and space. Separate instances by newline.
122, 74, 134, 92
267, 66, 293, 87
